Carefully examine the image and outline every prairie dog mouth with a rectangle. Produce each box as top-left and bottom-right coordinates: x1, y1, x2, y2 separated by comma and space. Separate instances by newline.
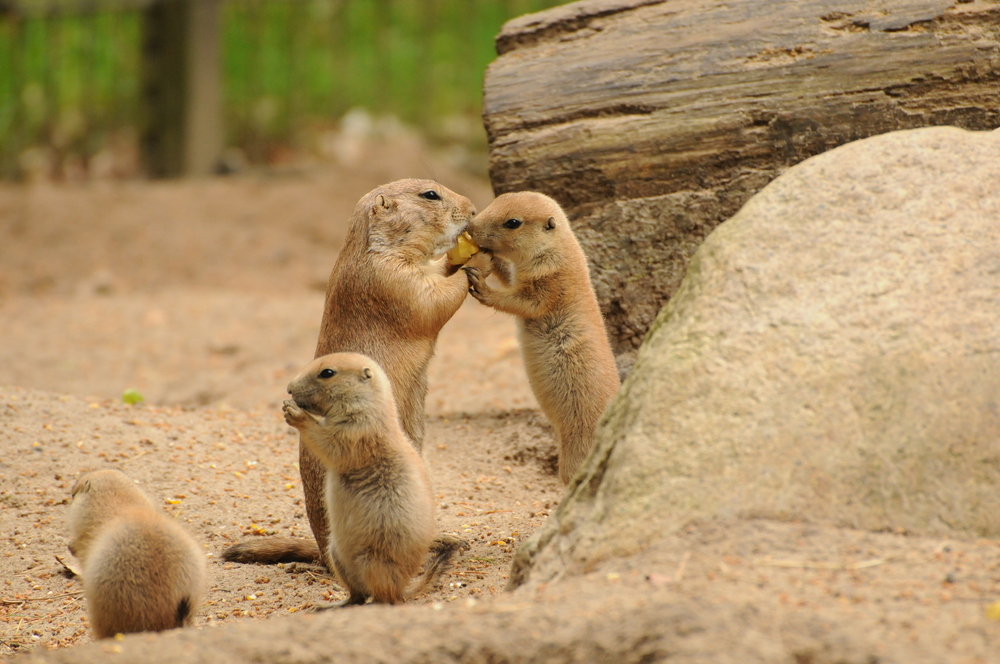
291, 393, 324, 417
445, 231, 481, 266
436, 226, 466, 254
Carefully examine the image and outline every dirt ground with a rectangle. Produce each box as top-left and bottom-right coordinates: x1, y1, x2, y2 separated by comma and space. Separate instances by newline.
1, 138, 999, 663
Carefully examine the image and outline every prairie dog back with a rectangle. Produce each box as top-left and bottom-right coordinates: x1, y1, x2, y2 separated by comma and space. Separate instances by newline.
67, 469, 206, 639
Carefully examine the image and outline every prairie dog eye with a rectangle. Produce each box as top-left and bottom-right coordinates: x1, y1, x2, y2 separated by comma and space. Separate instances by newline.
419, 190, 441, 201
503, 218, 522, 229
318, 369, 336, 379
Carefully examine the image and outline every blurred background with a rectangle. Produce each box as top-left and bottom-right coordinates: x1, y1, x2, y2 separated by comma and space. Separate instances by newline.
0, 0, 566, 181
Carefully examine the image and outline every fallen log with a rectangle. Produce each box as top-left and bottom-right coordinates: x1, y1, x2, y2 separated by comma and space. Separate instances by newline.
483, 0, 1000, 367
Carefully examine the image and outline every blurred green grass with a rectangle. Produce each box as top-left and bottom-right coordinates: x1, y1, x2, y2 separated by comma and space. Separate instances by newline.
0, 0, 564, 178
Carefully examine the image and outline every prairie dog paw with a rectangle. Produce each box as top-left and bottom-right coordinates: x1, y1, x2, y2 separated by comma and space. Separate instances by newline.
282, 399, 310, 429
462, 267, 492, 304
463, 250, 493, 276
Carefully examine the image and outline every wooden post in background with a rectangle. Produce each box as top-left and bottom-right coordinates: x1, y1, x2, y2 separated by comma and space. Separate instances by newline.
141, 0, 221, 177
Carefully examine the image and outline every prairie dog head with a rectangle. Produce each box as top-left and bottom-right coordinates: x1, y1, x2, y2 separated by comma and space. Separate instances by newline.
350, 179, 477, 260
287, 353, 396, 431
67, 469, 153, 560
466, 192, 570, 268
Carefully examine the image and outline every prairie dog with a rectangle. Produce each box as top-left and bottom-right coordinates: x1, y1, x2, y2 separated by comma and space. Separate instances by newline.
316, 178, 476, 448
283, 353, 456, 605
463, 191, 620, 484
67, 469, 206, 639
224, 179, 473, 569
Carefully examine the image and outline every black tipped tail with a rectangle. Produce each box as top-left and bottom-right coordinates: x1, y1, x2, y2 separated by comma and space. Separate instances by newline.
409, 533, 471, 599
175, 596, 192, 627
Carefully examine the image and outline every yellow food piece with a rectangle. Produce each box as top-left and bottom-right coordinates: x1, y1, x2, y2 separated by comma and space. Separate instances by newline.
447, 232, 479, 265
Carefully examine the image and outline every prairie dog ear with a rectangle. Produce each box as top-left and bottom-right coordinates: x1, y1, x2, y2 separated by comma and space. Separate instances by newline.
71, 478, 90, 497
361, 367, 373, 380
370, 194, 397, 217
545, 216, 556, 231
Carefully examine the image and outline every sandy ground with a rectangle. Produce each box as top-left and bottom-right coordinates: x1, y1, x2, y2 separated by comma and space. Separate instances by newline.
0, 142, 564, 655
1, 141, 999, 662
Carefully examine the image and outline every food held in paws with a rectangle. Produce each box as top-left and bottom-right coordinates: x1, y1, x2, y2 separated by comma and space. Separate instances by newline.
447, 232, 479, 265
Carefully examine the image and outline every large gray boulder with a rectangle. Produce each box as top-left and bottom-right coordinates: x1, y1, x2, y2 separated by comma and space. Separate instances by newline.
510, 126, 1000, 587
483, 0, 1000, 366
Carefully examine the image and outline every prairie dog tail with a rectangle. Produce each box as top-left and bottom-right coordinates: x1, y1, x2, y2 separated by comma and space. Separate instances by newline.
407, 533, 470, 599
221, 537, 323, 565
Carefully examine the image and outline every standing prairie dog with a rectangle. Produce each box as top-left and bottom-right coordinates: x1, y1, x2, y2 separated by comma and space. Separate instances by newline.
222, 178, 473, 568
283, 353, 457, 605
463, 192, 620, 484
67, 469, 206, 639
316, 178, 476, 449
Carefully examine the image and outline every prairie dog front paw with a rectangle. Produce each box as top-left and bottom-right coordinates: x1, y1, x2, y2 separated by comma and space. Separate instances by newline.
282, 399, 311, 429
462, 266, 493, 304
463, 250, 493, 276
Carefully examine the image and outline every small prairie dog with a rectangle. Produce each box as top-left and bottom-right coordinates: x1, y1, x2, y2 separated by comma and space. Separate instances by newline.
67, 469, 206, 639
223, 178, 474, 570
283, 353, 457, 605
463, 191, 620, 484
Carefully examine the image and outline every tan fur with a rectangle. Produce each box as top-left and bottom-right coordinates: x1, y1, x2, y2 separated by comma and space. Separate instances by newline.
222, 179, 474, 569
67, 469, 206, 639
464, 192, 620, 484
220, 536, 321, 564
283, 353, 459, 605
317, 179, 475, 448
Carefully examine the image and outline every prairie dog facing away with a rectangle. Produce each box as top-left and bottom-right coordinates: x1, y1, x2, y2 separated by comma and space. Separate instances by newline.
463, 191, 620, 484
223, 178, 474, 569
283, 352, 460, 605
67, 469, 206, 639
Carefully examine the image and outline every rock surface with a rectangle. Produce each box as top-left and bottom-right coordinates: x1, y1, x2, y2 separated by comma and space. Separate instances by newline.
483, 0, 1000, 365
510, 126, 1000, 589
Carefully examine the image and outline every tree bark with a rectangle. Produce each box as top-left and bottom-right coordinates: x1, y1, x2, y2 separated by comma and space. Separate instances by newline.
482, 0, 1000, 367
141, 0, 222, 177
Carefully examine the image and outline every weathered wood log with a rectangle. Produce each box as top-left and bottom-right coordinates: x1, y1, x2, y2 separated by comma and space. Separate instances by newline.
483, 0, 1000, 368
